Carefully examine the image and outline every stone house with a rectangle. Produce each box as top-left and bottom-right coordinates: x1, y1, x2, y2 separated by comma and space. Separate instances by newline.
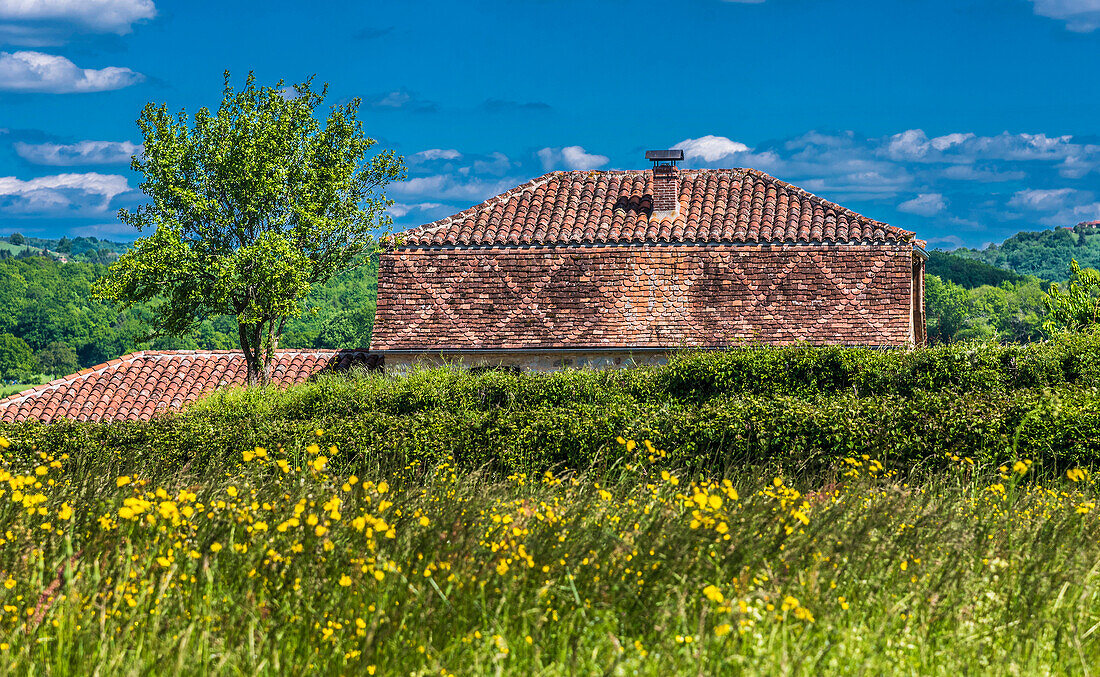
371, 152, 927, 370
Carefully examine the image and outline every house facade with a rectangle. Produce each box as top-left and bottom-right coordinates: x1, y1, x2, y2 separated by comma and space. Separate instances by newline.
371, 156, 927, 370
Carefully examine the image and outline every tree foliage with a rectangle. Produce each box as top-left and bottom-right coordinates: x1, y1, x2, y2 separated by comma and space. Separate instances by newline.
925, 251, 1024, 289
924, 274, 1048, 344
95, 72, 404, 385
0, 333, 36, 382
1043, 259, 1100, 335
35, 341, 79, 377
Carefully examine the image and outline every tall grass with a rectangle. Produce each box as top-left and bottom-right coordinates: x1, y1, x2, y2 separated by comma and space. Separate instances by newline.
2, 429, 1100, 674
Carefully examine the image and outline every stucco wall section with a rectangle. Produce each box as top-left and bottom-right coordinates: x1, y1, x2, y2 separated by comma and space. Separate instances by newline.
371, 244, 916, 351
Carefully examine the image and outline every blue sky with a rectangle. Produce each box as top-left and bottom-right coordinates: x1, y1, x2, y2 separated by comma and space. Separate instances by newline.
0, 0, 1098, 249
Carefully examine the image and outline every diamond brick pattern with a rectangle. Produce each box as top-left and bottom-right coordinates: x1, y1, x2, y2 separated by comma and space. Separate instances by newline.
0, 350, 381, 424
371, 245, 915, 351
398, 168, 915, 247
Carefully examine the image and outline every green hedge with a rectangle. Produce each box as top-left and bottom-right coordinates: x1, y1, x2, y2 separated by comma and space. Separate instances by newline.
4, 335, 1099, 477
189, 332, 1100, 419
4, 385, 1098, 479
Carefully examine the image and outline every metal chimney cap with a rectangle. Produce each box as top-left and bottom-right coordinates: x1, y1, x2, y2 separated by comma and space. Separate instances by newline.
645, 149, 684, 162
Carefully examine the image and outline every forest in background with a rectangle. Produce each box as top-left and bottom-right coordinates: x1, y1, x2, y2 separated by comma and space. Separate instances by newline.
0, 226, 1096, 383
953, 222, 1100, 281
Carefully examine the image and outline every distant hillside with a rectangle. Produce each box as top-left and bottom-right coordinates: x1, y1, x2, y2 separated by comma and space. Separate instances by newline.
0, 234, 129, 264
953, 223, 1100, 282
926, 251, 1027, 288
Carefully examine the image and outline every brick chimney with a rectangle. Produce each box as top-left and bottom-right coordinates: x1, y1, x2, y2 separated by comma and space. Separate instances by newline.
645, 149, 684, 216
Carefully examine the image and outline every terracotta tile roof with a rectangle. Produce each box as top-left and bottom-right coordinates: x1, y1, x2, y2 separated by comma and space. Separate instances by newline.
372, 245, 916, 351
397, 168, 915, 247
0, 350, 381, 424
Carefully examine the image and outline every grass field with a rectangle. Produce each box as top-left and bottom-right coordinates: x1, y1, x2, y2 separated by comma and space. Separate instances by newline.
2, 426, 1100, 674
0, 383, 38, 399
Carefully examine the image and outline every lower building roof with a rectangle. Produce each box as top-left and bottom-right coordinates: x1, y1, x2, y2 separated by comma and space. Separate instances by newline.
0, 350, 380, 424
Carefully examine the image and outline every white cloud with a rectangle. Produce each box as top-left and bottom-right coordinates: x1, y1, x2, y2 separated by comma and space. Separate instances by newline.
536, 145, 609, 171
1029, 0, 1100, 31
560, 146, 608, 170
387, 201, 446, 218
0, 50, 142, 92
1008, 187, 1078, 212
898, 193, 947, 216
0, 0, 156, 34
472, 151, 512, 176
390, 174, 516, 202
674, 135, 751, 162
410, 148, 461, 162
374, 91, 410, 107
1009, 188, 1100, 225
365, 88, 437, 112
940, 165, 1026, 182
929, 133, 974, 151
881, 129, 1089, 166
14, 140, 140, 165
0, 172, 131, 213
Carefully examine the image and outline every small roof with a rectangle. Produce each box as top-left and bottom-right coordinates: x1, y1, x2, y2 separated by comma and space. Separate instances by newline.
396, 168, 915, 248
0, 350, 380, 424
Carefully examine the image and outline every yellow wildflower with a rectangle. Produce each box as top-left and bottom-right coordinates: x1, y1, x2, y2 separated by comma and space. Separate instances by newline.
703, 584, 725, 604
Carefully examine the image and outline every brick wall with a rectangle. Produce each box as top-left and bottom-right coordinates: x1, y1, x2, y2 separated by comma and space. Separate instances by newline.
372, 244, 916, 351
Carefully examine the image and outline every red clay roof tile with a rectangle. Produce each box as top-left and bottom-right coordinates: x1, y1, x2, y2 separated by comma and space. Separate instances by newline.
0, 350, 381, 424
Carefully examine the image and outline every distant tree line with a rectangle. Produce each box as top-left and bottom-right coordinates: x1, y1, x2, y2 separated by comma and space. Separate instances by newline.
953, 223, 1100, 282
1, 234, 126, 265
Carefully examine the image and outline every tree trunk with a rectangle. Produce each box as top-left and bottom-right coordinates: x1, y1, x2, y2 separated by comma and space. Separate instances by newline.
237, 315, 290, 388
238, 322, 267, 387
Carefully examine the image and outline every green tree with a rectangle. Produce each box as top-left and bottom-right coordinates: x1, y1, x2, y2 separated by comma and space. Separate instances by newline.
924, 274, 968, 343
95, 72, 404, 385
9, 233, 24, 246
35, 341, 79, 377
1043, 259, 1100, 334
0, 332, 36, 382
316, 306, 375, 349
